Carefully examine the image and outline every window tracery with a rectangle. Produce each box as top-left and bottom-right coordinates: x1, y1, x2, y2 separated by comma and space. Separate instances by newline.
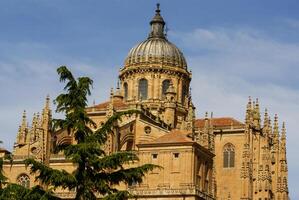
223, 143, 235, 168
17, 174, 30, 188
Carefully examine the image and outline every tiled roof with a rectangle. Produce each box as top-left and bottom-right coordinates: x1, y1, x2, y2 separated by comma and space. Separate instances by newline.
86, 99, 128, 112
0, 147, 10, 153
149, 130, 193, 144
194, 117, 244, 129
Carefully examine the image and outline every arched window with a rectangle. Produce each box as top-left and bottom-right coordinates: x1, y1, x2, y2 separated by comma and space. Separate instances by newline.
181, 83, 188, 104
138, 79, 148, 100
223, 143, 235, 168
17, 174, 30, 188
123, 82, 128, 100
162, 79, 171, 97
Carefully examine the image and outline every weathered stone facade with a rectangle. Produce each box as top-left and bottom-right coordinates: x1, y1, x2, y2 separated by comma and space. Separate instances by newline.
3, 4, 289, 200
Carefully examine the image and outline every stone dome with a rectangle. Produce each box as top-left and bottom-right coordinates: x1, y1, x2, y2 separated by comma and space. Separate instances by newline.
123, 4, 187, 70
124, 38, 187, 69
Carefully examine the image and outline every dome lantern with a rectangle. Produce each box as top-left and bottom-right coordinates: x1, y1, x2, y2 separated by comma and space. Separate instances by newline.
149, 3, 166, 39
122, 4, 188, 70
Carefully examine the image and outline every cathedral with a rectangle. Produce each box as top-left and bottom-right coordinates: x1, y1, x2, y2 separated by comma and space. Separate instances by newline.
3, 4, 289, 200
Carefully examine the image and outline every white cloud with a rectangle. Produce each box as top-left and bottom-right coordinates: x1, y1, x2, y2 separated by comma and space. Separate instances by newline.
170, 27, 299, 198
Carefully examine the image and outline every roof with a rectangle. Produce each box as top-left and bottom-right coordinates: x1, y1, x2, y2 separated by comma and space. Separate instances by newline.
137, 129, 214, 157
145, 130, 193, 145
86, 99, 128, 112
0, 147, 10, 154
194, 117, 244, 129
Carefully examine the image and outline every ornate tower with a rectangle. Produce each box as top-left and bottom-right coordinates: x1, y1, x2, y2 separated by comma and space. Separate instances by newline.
240, 97, 289, 200
118, 4, 192, 129
13, 96, 52, 163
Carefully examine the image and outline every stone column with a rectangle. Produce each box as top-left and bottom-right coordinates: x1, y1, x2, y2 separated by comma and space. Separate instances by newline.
177, 77, 182, 103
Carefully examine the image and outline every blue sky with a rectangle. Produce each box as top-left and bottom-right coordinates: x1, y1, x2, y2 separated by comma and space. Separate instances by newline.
0, 0, 298, 198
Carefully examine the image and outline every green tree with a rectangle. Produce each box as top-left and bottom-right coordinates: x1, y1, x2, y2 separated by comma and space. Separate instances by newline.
25, 66, 158, 200
0, 141, 8, 191
0, 183, 60, 200
0, 141, 59, 200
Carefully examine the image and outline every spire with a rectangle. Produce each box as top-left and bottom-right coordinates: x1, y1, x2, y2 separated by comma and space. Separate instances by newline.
263, 108, 269, 128
268, 116, 273, 139
148, 3, 166, 39
253, 98, 261, 129
280, 122, 287, 158
32, 113, 37, 127
107, 88, 115, 118
21, 110, 27, 128
272, 114, 280, 152
16, 110, 28, 145
281, 122, 286, 141
245, 96, 252, 124
42, 95, 51, 122
202, 112, 209, 149
263, 108, 271, 138
45, 95, 50, 110
279, 121, 288, 197
273, 114, 279, 136
204, 111, 209, 128
42, 95, 51, 127
255, 98, 260, 115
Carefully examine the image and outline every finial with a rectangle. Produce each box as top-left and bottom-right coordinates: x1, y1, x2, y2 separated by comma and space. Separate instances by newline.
117, 80, 120, 90
45, 94, 50, 110
110, 87, 114, 95
149, 3, 165, 38
246, 96, 252, 111
21, 110, 27, 129
110, 88, 114, 101
268, 117, 272, 129
274, 114, 278, 122
156, 3, 160, 14
264, 108, 268, 117
282, 121, 286, 129
22, 110, 26, 119
281, 122, 286, 140
263, 108, 269, 127
273, 114, 279, 135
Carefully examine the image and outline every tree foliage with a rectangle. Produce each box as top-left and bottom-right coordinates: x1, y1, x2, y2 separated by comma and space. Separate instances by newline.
0, 184, 60, 200
24, 66, 158, 200
0, 143, 59, 200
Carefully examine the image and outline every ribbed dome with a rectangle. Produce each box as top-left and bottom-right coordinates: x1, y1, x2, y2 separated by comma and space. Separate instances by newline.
124, 38, 187, 69
123, 4, 187, 70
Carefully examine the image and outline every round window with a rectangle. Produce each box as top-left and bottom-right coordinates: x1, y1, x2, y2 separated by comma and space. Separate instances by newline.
144, 126, 151, 134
